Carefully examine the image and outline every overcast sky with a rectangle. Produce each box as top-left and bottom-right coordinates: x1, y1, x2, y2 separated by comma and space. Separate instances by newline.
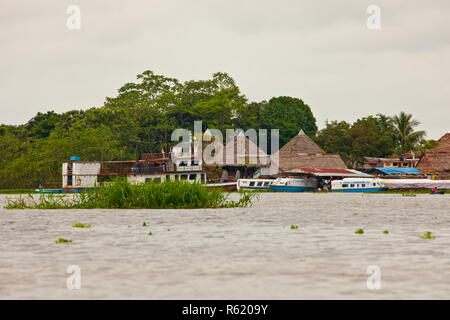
1, 0, 449, 139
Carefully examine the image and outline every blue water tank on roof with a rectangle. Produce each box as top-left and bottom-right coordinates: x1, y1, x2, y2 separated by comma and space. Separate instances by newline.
70, 156, 81, 161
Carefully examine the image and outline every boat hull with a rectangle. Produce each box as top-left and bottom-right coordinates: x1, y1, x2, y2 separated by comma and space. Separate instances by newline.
332, 187, 388, 193
206, 182, 237, 191
269, 185, 315, 192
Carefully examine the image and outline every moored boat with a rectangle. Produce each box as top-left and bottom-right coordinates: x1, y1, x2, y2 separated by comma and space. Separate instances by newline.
269, 178, 317, 192
35, 189, 65, 194
205, 182, 237, 191
237, 179, 273, 191
331, 178, 388, 192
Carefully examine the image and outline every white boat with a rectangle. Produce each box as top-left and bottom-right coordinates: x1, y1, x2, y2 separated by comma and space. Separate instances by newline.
237, 179, 273, 191
379, 179, 450, 189
269, 178, 317, 192
331, 178, 388, 192
205, 182, 237, 191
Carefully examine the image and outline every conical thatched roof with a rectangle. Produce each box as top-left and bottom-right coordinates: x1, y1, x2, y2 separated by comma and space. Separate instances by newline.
278, 130, 324, 156
437, 132, 450, 148
271, 130, 347, 171
203, 130, 270, 167
416, 146, 450, 172
223, 131, 270, 166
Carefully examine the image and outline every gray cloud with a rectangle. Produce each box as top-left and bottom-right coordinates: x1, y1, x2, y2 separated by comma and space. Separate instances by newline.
0, 0, 449, 139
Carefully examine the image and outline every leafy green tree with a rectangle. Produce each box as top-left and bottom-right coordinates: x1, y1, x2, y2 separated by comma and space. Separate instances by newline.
192, 87, 247, 133
391, 111, 426, 154
315, 121, 353, 165
26, 111, 61, 139
263, 96, 318, 148
234, 101, 267, 131
417, 139, 438, 154
315, 116, 396, 168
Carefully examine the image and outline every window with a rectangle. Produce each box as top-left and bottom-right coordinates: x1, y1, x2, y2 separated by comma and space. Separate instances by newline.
403, 163, 408, 167
342, 184, 348, 188
393, 163, 398, 166
249, 182, 255, 186
362, 184, 366, 187
201, 173, 206, 183
350, 184, 355, 187
180, 174, 188, 180
192, 160, 199, 166
153, 177, 161, 184
264, 182, 270, 186
179, 161, 188, 166
373, 183, 376, 186
257, 182, 263, 187
145, 178, 152, 183
189, 174, 197, 181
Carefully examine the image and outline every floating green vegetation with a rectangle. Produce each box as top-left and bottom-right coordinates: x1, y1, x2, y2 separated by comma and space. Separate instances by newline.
355, 229, 364, 234
55, 238, 72, 244
72, 223, 91, 228
383, 230, 389, 234
5, 178, 259, 209
148, 231, 153, 236
290, 225, 299, 230
142, 222, 147, 227
420, 232, 436, 239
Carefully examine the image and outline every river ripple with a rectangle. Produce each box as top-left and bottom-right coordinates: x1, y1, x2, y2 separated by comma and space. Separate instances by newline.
0, 193, 449, 299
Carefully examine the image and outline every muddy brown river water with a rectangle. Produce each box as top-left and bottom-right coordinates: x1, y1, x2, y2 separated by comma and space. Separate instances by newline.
0, 193, 449, 299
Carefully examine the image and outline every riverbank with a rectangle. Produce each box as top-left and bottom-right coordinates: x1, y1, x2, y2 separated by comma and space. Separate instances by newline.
0, 189, 36, 194
1, 193, 449, 299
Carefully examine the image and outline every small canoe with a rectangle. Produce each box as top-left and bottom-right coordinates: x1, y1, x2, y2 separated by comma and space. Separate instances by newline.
206, 182, 237, 191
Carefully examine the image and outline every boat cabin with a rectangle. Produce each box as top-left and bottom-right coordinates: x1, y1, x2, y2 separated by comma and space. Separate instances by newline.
331, 178, 388, 192
237, 179, 273, 190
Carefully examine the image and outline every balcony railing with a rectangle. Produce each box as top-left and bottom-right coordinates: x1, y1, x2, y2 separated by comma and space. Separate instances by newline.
142, 153, 171, 161
100, 166, 165, 176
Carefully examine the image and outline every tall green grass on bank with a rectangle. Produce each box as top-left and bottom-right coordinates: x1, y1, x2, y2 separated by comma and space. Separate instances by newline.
5, 178, 259, 209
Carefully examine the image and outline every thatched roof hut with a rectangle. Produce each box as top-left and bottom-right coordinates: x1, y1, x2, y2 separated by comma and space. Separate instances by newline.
437, 132, 450, 148
271, 130, 347, 172
220, 131, 270, 167
416, 146, 450, 178
278, 129, 324, 156
202, 131, 270, 181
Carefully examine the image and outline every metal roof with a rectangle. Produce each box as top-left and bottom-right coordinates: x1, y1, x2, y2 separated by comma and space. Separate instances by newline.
285, 168, 373, 177
374, 167, 421, 175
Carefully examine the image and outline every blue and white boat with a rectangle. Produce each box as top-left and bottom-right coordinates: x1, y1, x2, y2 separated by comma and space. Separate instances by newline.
331, 178, 388, 192
269, 178, 317, 192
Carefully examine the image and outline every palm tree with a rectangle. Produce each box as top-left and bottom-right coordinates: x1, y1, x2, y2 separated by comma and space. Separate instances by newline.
376, 113, 393, 131
391, 111, 426, 154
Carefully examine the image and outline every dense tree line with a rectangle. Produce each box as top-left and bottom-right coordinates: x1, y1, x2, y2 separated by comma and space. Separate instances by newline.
314, 112, 433, 168
0, 70, 435, 188
0, 70, 317, 188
